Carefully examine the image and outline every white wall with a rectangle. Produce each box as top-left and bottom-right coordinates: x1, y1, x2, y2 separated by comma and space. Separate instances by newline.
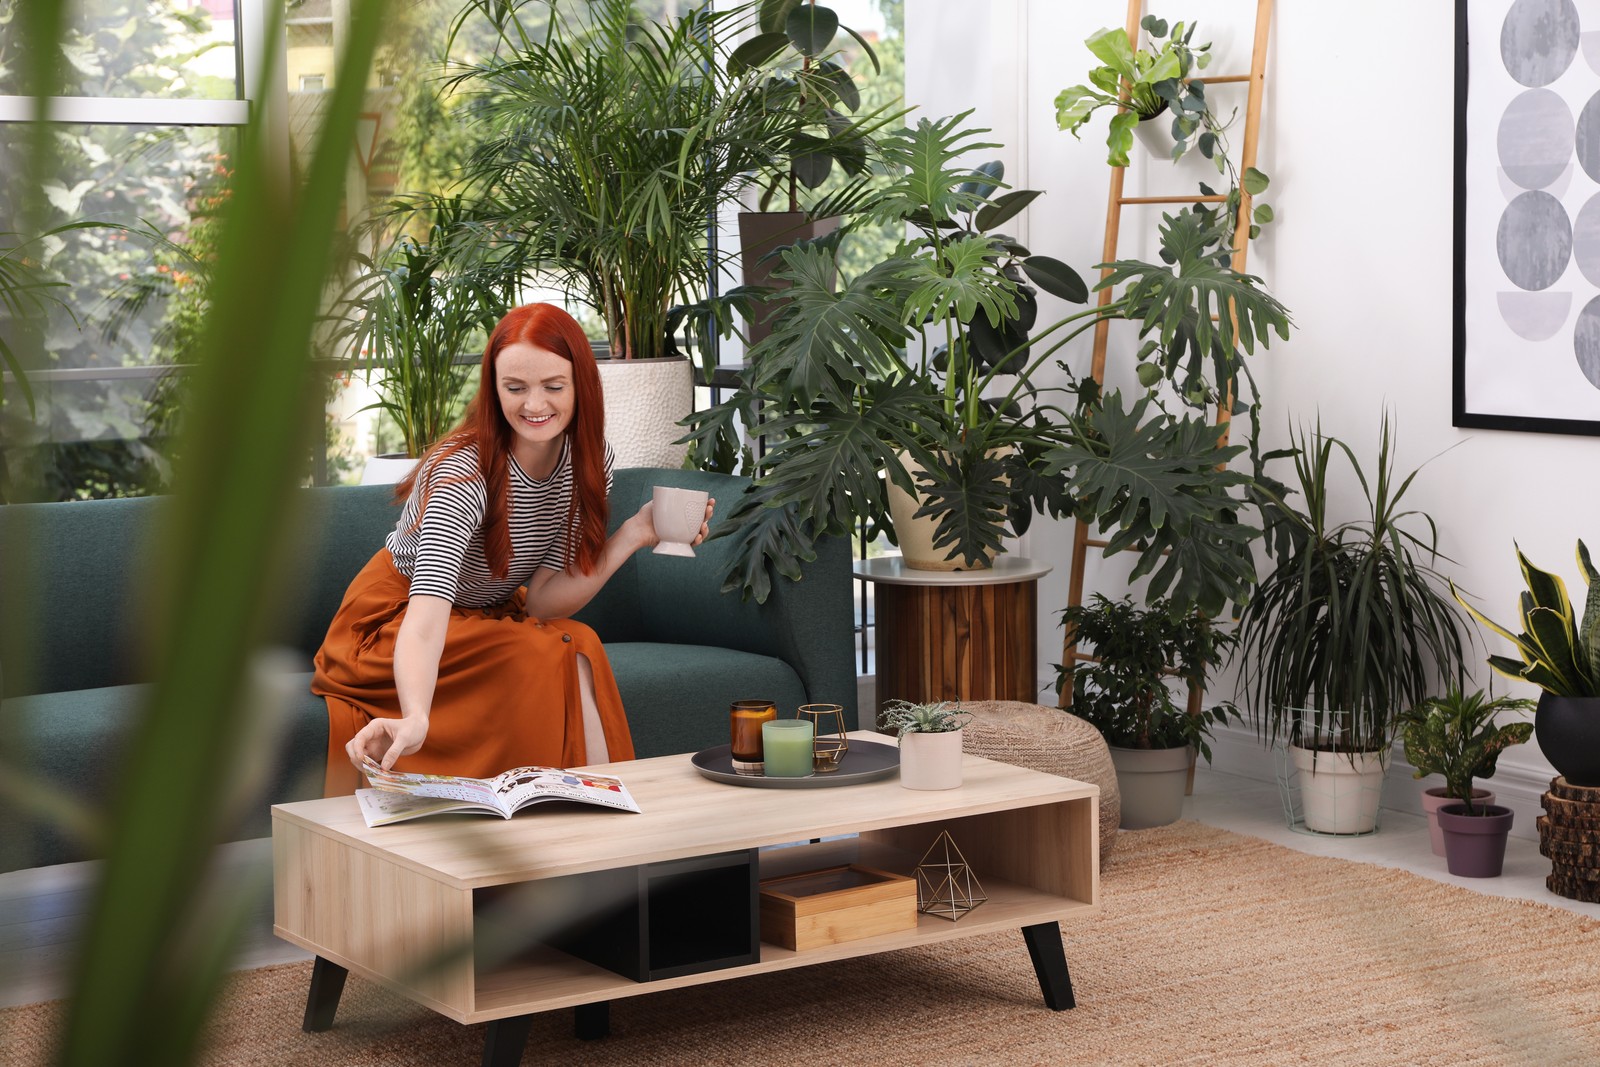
906, 0, 1600, 832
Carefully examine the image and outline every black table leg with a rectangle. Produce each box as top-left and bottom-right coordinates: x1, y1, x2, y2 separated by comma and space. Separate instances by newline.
301, 956, 349, 1032
482, 1014, 534, 1067
1021, 922, 1076, 1011
574, 1000, 611, 1040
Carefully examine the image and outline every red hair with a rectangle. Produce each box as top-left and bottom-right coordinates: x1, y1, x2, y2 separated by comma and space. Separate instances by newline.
396, 303, 610, 578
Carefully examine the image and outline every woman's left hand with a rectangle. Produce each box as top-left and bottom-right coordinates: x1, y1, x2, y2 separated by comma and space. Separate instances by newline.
625, 495, 715, 551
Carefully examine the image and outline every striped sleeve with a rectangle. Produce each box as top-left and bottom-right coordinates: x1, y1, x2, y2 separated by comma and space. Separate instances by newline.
408, 451, 488, 602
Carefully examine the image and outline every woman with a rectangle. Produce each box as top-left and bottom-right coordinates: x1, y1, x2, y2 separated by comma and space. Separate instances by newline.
313, 303, 710, 796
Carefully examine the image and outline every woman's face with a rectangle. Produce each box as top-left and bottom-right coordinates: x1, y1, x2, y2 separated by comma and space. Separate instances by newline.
496, 342, 575, 461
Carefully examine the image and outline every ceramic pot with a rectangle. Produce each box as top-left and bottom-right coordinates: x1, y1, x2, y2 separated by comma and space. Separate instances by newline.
1109, 745, 1191, 829
595, 355, 692, 470
359, 453, 419, 485
737, 211, 840, 346
1421, 787, 1494, 857
1290, 746, 1387, 835
1436, 803, 1514, 878
899, 729, 964, 790
1534, 693, 1600, 787
886, 449, 1010, 572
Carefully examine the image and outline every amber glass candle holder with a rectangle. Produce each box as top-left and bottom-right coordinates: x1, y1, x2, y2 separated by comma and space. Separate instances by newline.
799, 703, 848, 773
729, 699, 777, 775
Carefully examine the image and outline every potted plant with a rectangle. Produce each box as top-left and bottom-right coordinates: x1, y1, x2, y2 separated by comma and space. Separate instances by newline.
1452, 539, 1600, 786
1055, 593, 1239, 828
880, 699, 971, 790
725, 0, 891, 346
1399, 686, 1534, 874
685, 110, 1290, 610
331, 202, 509, 478
1233, 416, 1470, 835
437, 0, 863, 468
1054, 14, 1272, 251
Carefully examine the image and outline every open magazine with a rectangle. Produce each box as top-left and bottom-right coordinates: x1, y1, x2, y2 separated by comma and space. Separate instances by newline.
355, 757, 642, 827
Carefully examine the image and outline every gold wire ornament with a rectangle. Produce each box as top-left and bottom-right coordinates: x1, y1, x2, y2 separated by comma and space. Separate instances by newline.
914, 830, 987, 921
798, 703, 848, 773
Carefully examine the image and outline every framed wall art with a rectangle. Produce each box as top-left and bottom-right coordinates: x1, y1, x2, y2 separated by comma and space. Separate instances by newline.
1454, 0, 1600, 436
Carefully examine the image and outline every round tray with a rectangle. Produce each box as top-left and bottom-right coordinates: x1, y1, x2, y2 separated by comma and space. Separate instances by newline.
690, 739, 900, 788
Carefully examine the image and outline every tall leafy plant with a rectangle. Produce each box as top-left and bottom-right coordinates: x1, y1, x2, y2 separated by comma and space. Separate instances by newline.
1232, 417, 1470, 755
686, 112, 1289, 611
332, 201, 509, 457
4, 2, 393, 1063
439, 0, 870, 359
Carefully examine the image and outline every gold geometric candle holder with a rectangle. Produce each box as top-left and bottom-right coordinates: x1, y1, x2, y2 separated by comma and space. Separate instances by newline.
914, 830, 987, 921
799, 703, 848, 773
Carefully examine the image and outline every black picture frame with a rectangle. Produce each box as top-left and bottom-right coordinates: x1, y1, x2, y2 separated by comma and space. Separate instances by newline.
1452, 0, 1600, 437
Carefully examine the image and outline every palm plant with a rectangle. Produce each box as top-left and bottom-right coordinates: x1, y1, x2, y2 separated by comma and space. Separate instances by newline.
331, 201, 510, 458
439, 0, 872, 361
1233, 417, 1470, 754
685, 111, 1290, 610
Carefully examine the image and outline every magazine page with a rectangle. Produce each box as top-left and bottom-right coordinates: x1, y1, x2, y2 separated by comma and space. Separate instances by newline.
494, 766, 643, 814
355, 788, 505, 827
359, 758, 508, 813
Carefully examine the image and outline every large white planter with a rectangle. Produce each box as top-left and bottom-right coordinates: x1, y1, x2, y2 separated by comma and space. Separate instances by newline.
1109, 745, 1192, 829
595, 356, 692, 470
359, 454, 419, 485
1291, 746, 1387, 835
899, 729, 965, 790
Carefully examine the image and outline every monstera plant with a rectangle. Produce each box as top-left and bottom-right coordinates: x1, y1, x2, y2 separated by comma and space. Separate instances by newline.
684, 111, 1291, 612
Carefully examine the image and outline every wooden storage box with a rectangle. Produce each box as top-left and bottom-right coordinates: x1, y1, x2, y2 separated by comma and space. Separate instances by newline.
758, 863, 917, 951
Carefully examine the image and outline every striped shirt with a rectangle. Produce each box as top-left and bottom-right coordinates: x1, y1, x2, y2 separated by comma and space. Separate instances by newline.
386, 437, 614, 607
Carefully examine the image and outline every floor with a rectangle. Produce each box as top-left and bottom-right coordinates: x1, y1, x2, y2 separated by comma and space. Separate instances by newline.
3, 767, 1597, 1012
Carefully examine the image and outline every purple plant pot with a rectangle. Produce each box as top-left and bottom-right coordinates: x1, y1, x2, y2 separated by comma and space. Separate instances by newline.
1436, 803, 1514, 878
1421, 787, 1494, 856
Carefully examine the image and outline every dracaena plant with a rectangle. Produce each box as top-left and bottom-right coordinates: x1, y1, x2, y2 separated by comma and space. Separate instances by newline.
684, 111, 1290, 614
1452, 540, 1600, 697
1232, 416, 1471, 755
1399, 686, 1534, 816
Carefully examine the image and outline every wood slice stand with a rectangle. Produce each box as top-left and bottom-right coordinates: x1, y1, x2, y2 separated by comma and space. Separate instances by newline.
1538, 777, 1600, 903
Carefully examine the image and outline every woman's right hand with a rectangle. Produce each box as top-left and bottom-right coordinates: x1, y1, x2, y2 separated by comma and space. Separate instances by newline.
347, 714, 430, 773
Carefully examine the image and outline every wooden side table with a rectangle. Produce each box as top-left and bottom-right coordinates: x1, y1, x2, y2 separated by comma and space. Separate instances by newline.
855, 555, 1052, 725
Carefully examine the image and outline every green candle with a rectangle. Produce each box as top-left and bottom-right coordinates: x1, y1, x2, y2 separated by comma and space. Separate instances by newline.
762, 719, 814, 778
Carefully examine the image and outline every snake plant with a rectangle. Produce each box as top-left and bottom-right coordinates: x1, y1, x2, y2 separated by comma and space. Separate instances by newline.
1453, 540, 1600, 698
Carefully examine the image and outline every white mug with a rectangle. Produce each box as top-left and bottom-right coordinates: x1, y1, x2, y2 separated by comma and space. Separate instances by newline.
651, 485, 709, 556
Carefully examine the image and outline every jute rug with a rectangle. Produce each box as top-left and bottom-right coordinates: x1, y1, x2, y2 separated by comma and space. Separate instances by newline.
7, 821, 1600, 1067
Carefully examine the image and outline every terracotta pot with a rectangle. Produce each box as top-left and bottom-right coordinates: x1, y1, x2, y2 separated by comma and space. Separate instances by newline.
1421, 787, 1494, 857
1109, 745, 1191, 829
899, 729, 964, 790
1436, 803, 1514, 878
1534, 693, 1600, 787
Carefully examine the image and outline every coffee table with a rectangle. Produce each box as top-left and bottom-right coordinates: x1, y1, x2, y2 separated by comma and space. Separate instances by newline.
272, 733, 1100, 1064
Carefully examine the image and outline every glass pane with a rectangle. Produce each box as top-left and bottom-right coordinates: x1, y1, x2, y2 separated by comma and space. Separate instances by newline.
1, 122, 238, 499
0, 0, 240, 100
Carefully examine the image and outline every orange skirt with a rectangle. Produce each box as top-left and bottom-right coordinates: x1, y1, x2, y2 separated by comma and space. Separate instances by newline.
311, 549, 634, 797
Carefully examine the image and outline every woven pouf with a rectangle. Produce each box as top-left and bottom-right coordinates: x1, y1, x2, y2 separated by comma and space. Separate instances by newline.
959, 700, 1120, 866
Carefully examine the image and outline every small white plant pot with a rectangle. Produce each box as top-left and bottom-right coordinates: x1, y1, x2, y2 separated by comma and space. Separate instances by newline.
899, 729, 965, 790
360, 454, 419, 485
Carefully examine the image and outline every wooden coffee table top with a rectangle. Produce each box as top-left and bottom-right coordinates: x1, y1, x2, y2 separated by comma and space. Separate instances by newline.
272, 732, 1097, 889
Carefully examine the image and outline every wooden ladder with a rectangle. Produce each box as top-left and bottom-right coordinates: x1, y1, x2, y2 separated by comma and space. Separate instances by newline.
1058, 0, 1275, 729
